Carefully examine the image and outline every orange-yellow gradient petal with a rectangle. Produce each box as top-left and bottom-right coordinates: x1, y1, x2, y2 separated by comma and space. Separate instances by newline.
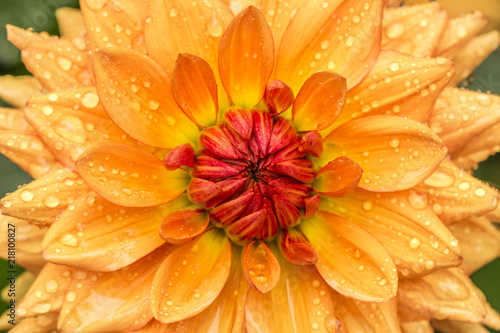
1, 165, 90, 225
75, 142, 189, 207
275, 0, 384, 92
292, 72, 346, 132
321, 115, 447, 192
301, 211, 398, 302
93, 47, 199, 149
218, 6, 274, 109
246, 248, 336, 333
313, 156, 363, 197
42, 192, 183, 271
171, 54, 218, 127
0, 75, 41, 108
242, 240, 280, 293
58, 246, 173, 333
320, 189, 462, 278
151, 229, 232, 323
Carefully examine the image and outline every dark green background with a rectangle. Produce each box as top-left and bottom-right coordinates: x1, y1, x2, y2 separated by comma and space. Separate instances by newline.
0, 0, 498, 331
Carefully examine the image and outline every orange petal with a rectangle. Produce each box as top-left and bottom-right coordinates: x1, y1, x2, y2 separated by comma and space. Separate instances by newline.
80, 0, 148, 53
242, 240, 280, 293
397, 268, 486, 322
448, 216, 500, 275
58, 246, 173, 333
42, 191, 186, 271
435, 11, 488, 59
275, 0, 383, 93
6, 25, 92, 91
0, 107, 32, 131
55, 7, 86, 38
332, 293, 401, 333
75, 142, 189, 207
263, 80, 295, 115
278, 228, 318, 266
301, 211, 398, 302
3, 313, 58, 333
151, 229, 232, 323
1, 165, 90, 225
93, 47, 199, 149
451, 31, 500, 86
415, 159, 499, 224
0, 75, 41, 108
292, 72, 346, 132
332, 51, 454, 132
145, 0, 234, 109
321, 115, 447, 192
25, 87, 146, 170
0, 131, 57, 179
382, 3, 448, 57
453, 122, 500, 170
400, 321, 434, 333
172, 54, 218, 127
258, 0, 305, 54
313, 156, 362, 197
147, 245, 248, 332
17, 263, 73, 318
429, 88, 500, 153
219, 6, 274, 108
320, 188, 462, 278
159, 209, 210, 244
246, 247, 336, 333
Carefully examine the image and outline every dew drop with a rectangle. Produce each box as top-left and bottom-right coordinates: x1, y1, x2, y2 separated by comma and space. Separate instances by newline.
386, 22, 405, 39
388, 138, 400, 148
207, 15, 223, 37
362, 201, 373, 211
474, 188, 486, 197
82, 92, 100, 108
20, 190, 34, 202
169, 8, 179, 17
44, 280, 59, 293
60, 234, 78, 247
32, 302, 51, 314
57, 57, 72, 71
66, 291, 77, 302
44, 195, 60, 208
42, 105, 54, 115
408, 237, 421, 249
390, 62, 400, 72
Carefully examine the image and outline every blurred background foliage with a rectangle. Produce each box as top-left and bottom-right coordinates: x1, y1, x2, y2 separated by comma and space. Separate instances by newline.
0, 0, 499, 332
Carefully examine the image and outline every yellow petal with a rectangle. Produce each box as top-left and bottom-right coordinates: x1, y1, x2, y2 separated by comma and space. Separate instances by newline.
145, 0, 234, 109
0, 75, 41, 108
331, 51, 454, 131
55, 7, 85, 38
75, 142, 189, 207
6, 25, 92, 91
332, 293, 401, 333
58, 246, 173, 333
429, 87, 500, 153
0, 131, 57, 179
275, 0, 384, 93
483, 300, 500, 330
219, 6, 274, 109
292, 72, 346, 132
17, 263, 73, 318
321, 115, 447, 192
397, 268, 486, 322
25, 87, 147, 170
302, 211, 398, 302
151, 229, 232, 323
448, 216, 500, 275
42, 192, 189, 271
246, 247, 336, 333
0, 107, 32, 132
320, 188, 462, 278
432, 320, 490, 333
453, 122, 500, 170
415, 159, 499, 224
0, 271, 36, 327
382, 3, 448, 57
242, 240, 280, 293
171, 54, 218, 127
80, 0, 148, 53
435, 11, 488, 59
400, 321, 434, 333
93, 47, 199, 148
1, 165, 90, 225
451, 31, 500, 86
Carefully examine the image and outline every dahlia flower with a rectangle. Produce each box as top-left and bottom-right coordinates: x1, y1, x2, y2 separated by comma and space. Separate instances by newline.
0, 0, 499, 332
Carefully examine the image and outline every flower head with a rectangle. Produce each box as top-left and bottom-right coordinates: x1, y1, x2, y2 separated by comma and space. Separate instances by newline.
1, 0, 500, 332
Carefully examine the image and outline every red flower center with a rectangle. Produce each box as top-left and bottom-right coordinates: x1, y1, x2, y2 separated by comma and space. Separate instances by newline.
187, 109, 323, 243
